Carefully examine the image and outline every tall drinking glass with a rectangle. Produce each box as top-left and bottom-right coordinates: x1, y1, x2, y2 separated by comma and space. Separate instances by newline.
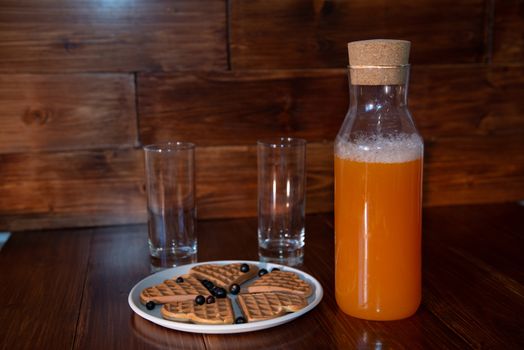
144, 142, 197, 271
257, 137, 306, 266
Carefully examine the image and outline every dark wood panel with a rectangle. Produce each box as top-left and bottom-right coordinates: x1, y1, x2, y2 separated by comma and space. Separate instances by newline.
1, 131, 522, 231
0, 0, 226, 72
304, 135, 523, 208
196, 142, 333, 219
493, 0, 524, 63
73, 225, 207, 350
0, 143, 332, 230
138, 70, 347, 146
0, 74, 137, 154
197, 134, 524, 216
424, 135, 524, 206
411, 65, 524, 139
0, 228, 91, 350
230, 0, 486, 69
196, 145, 257, 219
138, 66, 524, 146
0, 149, 147, 231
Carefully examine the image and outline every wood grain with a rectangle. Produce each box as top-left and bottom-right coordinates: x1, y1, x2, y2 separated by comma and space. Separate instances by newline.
423, 135, 524, 206
411, 65, 524, 139
5, 204, 522, 348
310, 204, 524, 349
196, 142, 333, 219
230, 0, 486, 69
423, 204, 524, 285
73, 225, 207, 350
195, 133, 524, 218
198, 214, 469, 349
138, 70, 347, 146
422, 205, 524, 348
0, 149, 146, 231
1, 130, 523, 231
0, 0, 227, 72
4, 62, 524, 230
492, 0, 524, 63
0, 74, 137, 153
138, 66, 524, 146
0, 143, 333, 230
0, 228, 91, 350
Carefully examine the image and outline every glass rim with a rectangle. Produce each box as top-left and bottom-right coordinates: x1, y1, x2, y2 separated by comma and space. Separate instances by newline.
257, 137, 307, 148
143, 141, 195, 153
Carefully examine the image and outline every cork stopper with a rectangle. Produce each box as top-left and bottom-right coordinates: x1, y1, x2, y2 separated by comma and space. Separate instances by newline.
347, 39, 411, 85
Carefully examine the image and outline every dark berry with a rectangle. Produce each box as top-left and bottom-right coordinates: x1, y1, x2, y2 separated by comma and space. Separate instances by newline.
145, 301, 155, 310
240, 263, 250, 273
235, 316, 247, 324
258, 268, 268, 277
176, 277, 184, 283
206, 295, 216, 304
229, 284, 240, 295
271, 268, 280, 272
195, 295, 205, 305
212, 287, 227, 298
202, 280, 214, 290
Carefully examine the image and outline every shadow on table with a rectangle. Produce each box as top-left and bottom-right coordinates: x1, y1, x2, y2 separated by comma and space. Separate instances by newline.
131, 313, 205, 349
130, 311, 318, 350
201, 314, 323, 349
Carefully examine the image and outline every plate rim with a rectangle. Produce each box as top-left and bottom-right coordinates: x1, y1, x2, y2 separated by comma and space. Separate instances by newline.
128, 260, 324, 334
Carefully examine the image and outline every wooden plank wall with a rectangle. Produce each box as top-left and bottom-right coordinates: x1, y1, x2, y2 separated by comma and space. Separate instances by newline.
0, 0, 522, 231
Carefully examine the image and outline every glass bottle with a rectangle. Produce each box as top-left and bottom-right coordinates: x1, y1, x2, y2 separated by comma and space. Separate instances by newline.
334, 40, 423, 320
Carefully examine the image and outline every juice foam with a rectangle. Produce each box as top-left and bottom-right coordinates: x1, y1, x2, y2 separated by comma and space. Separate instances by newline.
335, 133, 423, 163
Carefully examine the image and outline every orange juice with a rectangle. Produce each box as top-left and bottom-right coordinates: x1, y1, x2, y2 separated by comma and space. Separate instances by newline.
334, 136, 423, 320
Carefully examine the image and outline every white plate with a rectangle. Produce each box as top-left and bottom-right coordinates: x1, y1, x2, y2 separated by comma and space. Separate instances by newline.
128, 260, 323, 334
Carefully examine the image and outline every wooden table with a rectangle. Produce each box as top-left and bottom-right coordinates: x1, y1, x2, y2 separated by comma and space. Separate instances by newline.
1, 203, 523, 349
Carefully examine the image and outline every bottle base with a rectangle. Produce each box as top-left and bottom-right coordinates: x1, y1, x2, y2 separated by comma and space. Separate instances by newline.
340, 308, 419, 321
335, 297, 421, 321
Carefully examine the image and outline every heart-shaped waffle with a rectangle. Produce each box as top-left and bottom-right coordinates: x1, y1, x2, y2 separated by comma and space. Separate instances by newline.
161, 298, 234, 325
236, 292, 308, 322
246, 270, 313, 297
189, 263, 258, 289
140, 275, 210, 305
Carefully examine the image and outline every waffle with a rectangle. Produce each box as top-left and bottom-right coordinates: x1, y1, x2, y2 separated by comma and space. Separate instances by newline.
161, 298, 234, 325
237, 292, 308, 322
189, 263, 258, 289
140, 275, 210, 305
246, 270, 313, 297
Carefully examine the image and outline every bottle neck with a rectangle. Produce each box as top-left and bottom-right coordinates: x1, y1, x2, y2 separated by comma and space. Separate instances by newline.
349, 82, 408, 111
339, 67, 417, 139
347, 67, 409, 110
